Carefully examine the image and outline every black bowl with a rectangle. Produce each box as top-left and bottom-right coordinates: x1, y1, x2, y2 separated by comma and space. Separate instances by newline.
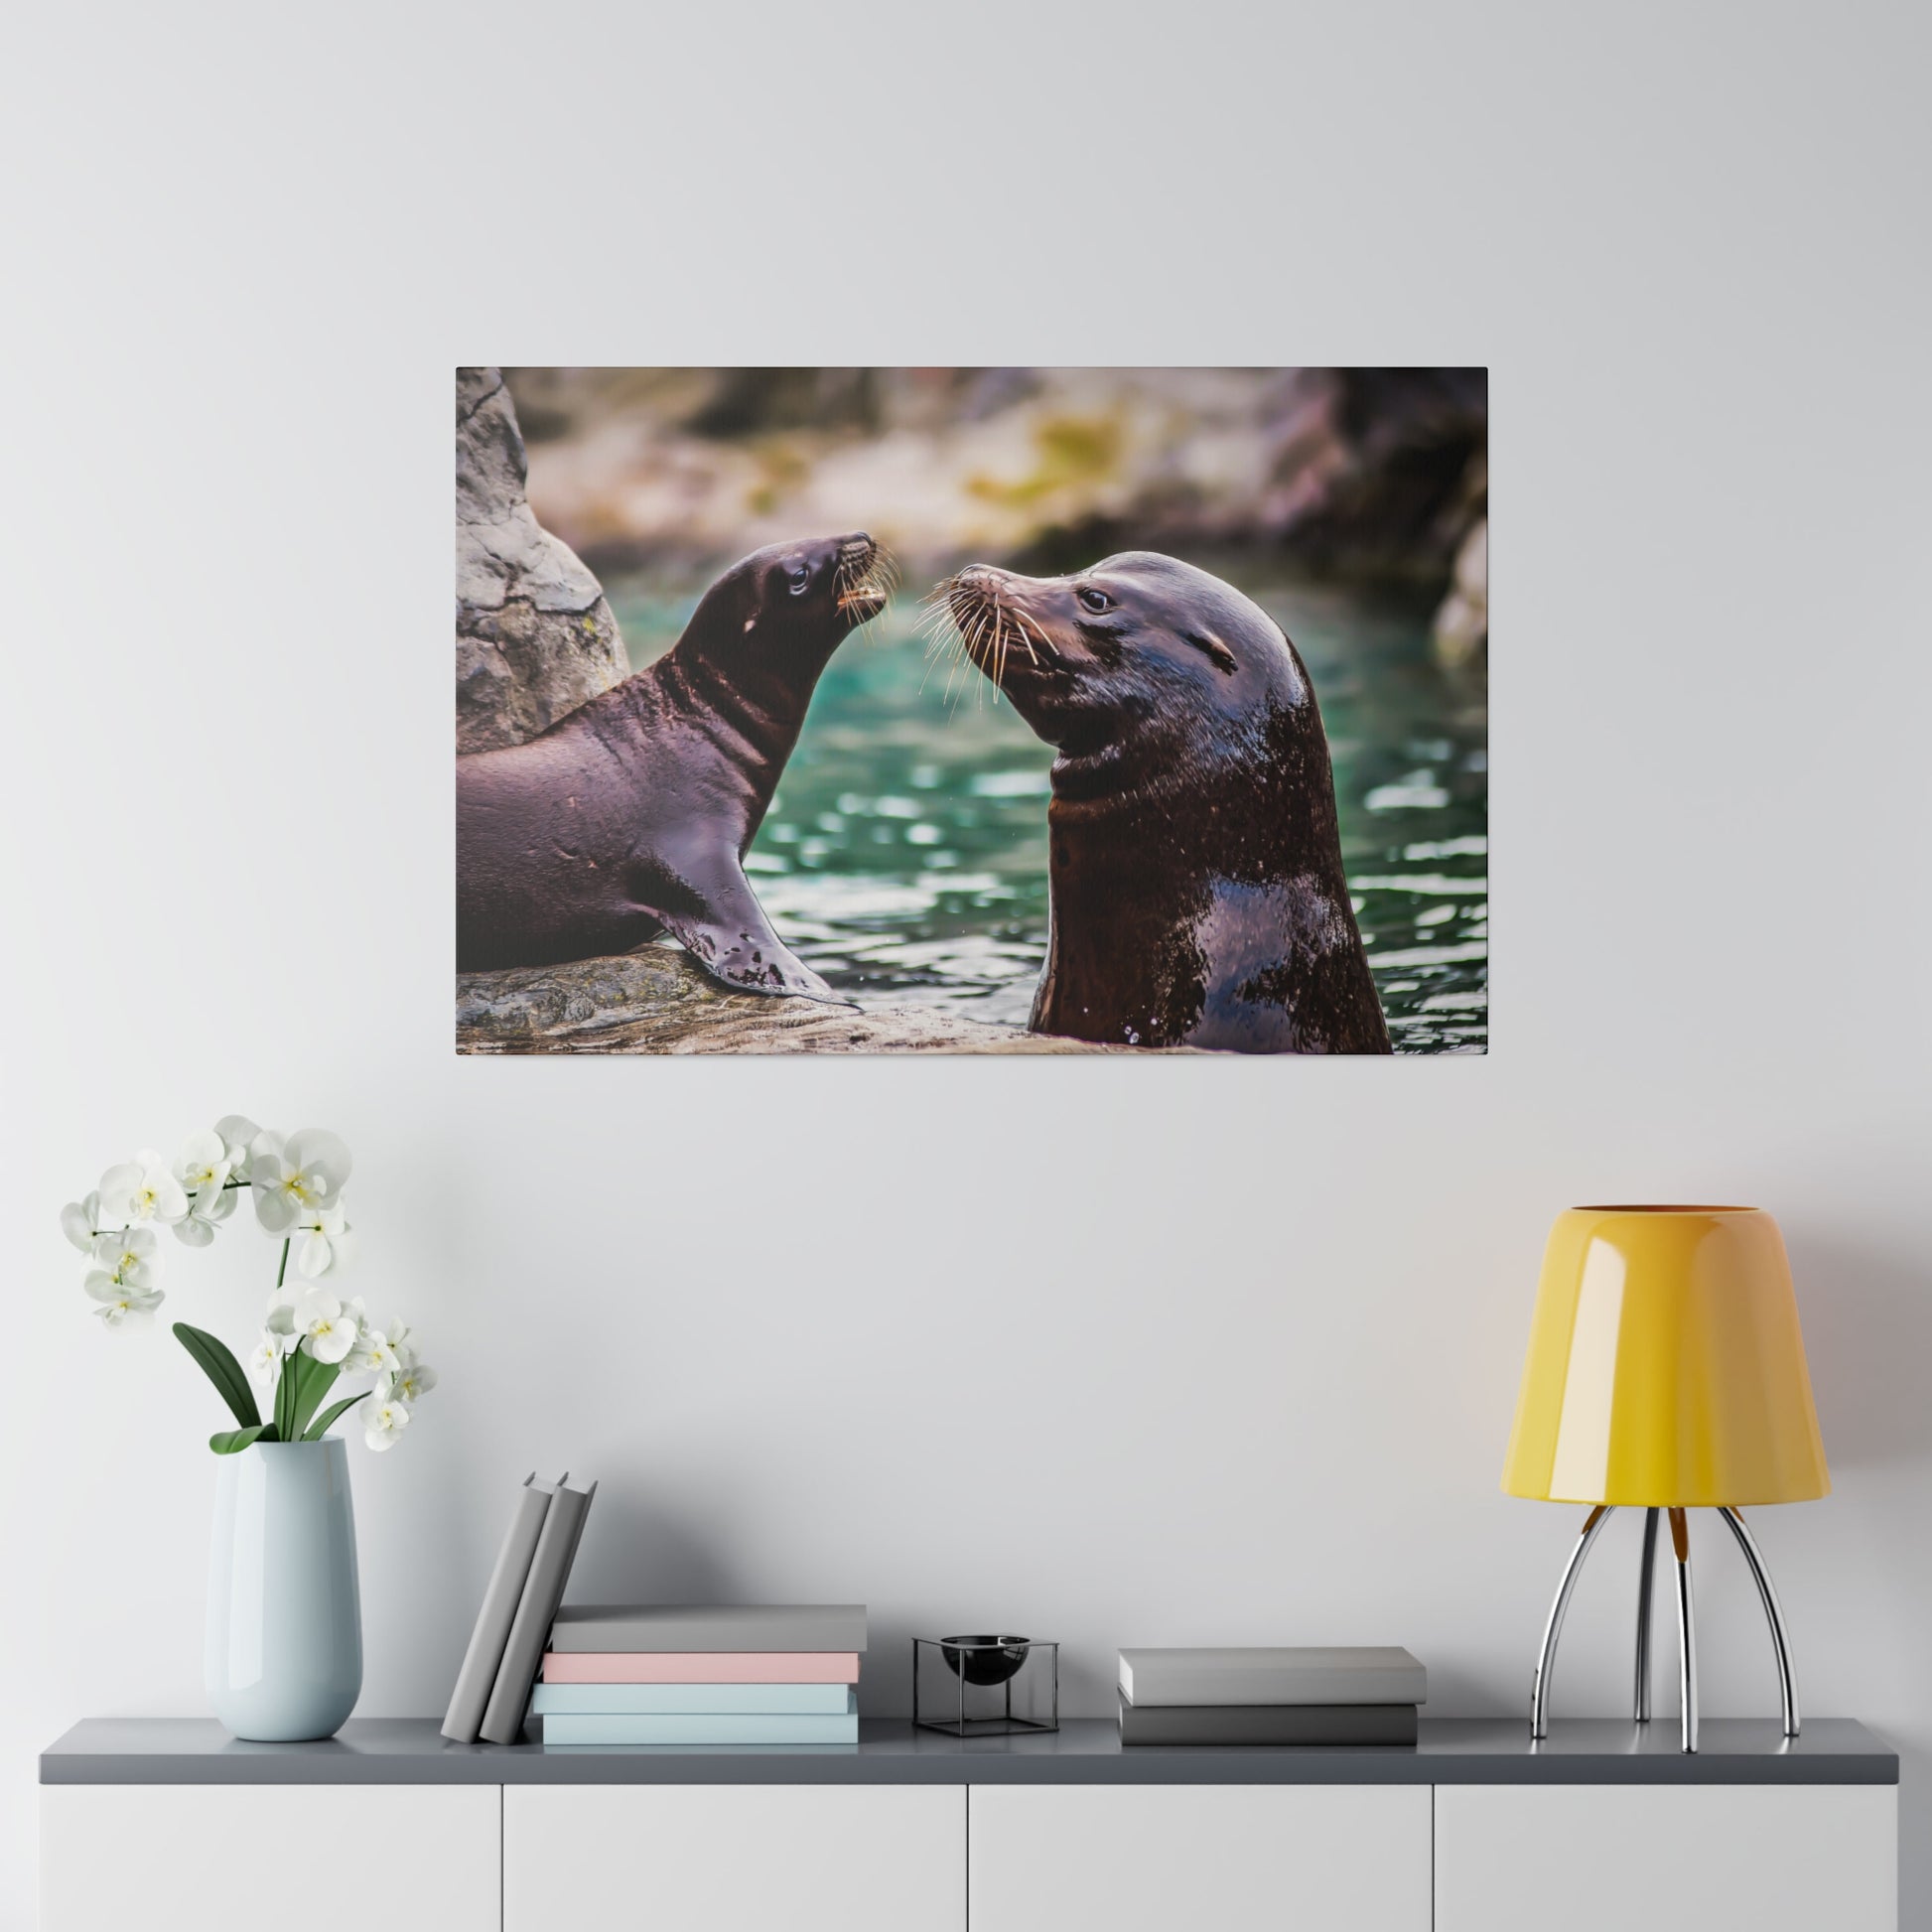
939, 1635, 1032, 1688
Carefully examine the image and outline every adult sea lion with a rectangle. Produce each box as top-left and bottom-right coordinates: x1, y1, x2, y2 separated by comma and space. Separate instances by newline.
458, 533, 891, 994
940, 553, 1392, 1053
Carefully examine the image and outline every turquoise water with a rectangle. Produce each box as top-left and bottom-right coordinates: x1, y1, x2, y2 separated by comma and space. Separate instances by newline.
607, 566, 1486, 1052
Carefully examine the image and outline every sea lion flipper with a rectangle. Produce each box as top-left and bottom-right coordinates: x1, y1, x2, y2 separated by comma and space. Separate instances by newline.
661, 862, 840, 1003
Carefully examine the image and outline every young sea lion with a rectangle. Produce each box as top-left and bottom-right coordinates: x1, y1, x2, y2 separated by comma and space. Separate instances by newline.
457, 533, 891, 995
941, 553, 1391, 1052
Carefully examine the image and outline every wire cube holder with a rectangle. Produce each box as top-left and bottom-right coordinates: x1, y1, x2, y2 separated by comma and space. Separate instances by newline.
912, 1635, 1059, 1736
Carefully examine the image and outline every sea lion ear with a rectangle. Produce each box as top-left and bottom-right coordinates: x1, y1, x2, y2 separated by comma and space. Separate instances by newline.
1182, 628, 1238, 674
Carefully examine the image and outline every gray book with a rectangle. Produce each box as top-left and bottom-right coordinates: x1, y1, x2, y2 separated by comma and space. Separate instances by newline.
1118, 1694, 1419, 1746
1118, 1646, 1426, 1708
547, 1603, 868, 1654
441, 1473, 559, 1743
479, 1476, 597, 1745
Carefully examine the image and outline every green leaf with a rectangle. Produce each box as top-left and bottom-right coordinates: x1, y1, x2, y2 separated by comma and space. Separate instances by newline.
174, 1323, 261, 1432
303, 1390, 371, 1441
275, 1349, 299, 1442
288, 1352, 342, 1441
210, 1424, 271, 1454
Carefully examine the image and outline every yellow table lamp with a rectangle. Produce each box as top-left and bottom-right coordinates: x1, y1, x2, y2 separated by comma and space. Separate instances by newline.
1502, 1205, 1829, 1753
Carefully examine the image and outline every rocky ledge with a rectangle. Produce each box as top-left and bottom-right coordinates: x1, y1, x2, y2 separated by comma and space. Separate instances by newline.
456, 949, 1145, 1055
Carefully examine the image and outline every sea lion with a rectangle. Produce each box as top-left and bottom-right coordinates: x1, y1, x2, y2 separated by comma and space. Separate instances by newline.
457, 533, 891, 994
940, 553, 1392, 1053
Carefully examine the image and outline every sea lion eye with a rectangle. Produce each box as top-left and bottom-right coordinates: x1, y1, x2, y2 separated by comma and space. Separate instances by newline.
1076, 587, 1112, 614
788, 565, 812, 595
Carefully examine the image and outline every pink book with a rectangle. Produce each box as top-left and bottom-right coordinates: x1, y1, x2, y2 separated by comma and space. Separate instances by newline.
540, 1651, 862, 1685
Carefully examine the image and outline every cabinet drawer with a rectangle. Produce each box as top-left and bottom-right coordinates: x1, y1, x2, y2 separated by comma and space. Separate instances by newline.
1436, 1784, 1897, 1932
504, 1783, 964, 1932
968, 1783, 1431, 1931
42, 1784, 500, 1932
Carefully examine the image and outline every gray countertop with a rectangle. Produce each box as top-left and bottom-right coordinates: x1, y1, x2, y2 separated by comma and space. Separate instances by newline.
42, 1717, 1896, 1786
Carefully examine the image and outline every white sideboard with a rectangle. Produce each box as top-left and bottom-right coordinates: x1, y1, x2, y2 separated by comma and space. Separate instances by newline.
40, 1718, 1898, 1932
1436, 1782, 1897, 1932
970, 1783, 1431, 1932
41, 1784, 500, 1932
504, 1785, 963, 1932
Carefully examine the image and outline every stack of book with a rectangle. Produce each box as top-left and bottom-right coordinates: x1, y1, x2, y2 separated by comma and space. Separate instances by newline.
533, 1604, 866, 1745
1116, 1645, 1426, 1745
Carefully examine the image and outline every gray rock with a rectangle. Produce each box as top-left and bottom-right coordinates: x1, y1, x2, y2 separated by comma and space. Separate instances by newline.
1432, 516, 1488, 672
456, 367, 628, 753
456, 949, 1158, 1055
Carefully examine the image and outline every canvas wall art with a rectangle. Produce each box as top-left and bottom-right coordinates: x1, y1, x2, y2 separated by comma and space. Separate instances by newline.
455, 367, 1486, 1056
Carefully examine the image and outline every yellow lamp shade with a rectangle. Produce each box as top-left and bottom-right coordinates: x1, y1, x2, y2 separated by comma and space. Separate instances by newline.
1502, 1205, 1829, 1507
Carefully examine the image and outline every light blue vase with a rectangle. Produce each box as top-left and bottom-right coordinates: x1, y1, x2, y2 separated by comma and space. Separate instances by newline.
206, 1439, 362, 1740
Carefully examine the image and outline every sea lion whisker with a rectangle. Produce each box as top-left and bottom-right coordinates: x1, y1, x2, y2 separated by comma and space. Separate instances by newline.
913, 602, 953, 640
1014, 609, 1054, 664
961, 610, 994, 710
922, 613, 972, 700
915, 601, 960, 692
938, 625, 970, 710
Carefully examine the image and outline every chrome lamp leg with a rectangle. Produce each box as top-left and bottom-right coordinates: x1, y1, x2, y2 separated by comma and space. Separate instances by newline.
1634, 1506, 1659, 1722
1531, 1504, 1614, 1739
1669, 1507, 1698, 1753
1719, 1505, 1801, 1736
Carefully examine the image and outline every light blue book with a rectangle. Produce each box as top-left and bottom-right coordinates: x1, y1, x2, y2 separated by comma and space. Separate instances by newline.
530, 1683, 856, 1717
541, 1710, 860, 1746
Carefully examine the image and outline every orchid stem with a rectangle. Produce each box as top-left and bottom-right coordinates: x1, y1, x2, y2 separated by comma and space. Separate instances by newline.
276, 1239, 290, 1290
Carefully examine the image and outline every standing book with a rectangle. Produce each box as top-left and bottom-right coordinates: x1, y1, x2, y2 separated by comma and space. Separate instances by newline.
479, 1475, 597, 1745
441, 1473, 559, 1743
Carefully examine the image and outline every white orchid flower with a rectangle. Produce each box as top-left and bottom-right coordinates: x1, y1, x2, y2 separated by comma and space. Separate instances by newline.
173, 1131, 238, 1248
343, 1301, 392, 1374
247, 1331, 285, 1386
174, 1179, 239, 1248
363, 1397, 411, 1451
215, 1115, 261, 1179
86, 1277, 165, 1327
264, 1289, 301, 1341
97, 1151, 189, 1227
382, 1319, 417, 1370
386, 1359, 438, 1405
281, 1287, 359, 1365
62, 1192, 103, 1254
293, 1203, 354, 1279
174, 1130, 232, 1201
250, 1129, 352, 1235
90, 1227, 161, 1289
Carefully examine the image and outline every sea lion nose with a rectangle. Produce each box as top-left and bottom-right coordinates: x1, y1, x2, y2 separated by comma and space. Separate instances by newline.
839, 533, 874, 560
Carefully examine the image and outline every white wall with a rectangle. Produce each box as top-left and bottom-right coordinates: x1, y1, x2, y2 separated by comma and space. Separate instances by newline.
3, 3, 1928, 1926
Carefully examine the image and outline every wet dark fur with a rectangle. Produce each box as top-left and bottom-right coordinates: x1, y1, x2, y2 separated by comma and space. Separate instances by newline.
457, 535, 886, 996
941, 552, 1391, 1053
